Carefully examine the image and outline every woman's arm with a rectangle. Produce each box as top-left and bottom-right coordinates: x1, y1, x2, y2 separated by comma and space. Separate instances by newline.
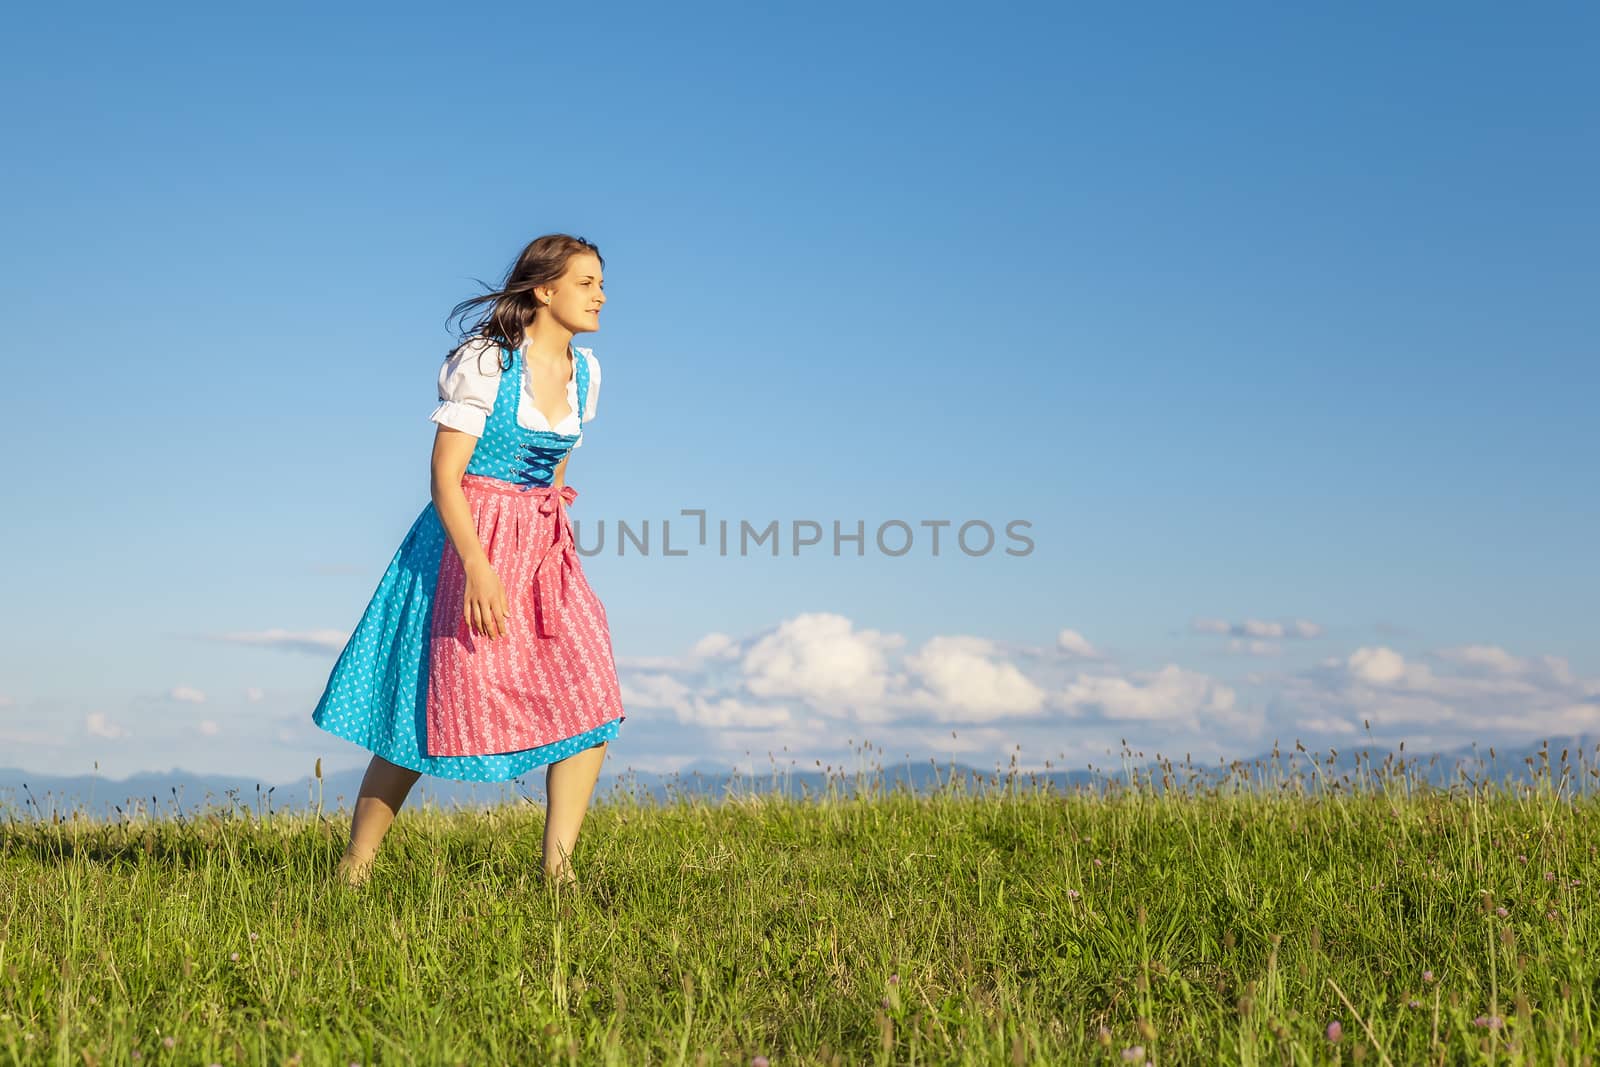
430, 427, 487, 567
430, 427, 508, 639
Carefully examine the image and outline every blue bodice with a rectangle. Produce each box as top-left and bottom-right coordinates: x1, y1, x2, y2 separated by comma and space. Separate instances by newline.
463, 343, 588, 488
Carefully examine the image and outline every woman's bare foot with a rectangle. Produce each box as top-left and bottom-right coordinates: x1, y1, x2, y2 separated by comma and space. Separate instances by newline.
542, 863, 578, 890
335, 852, 375, 888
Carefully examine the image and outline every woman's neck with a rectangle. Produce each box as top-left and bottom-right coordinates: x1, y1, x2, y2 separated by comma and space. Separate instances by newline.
520, 322, 574, 365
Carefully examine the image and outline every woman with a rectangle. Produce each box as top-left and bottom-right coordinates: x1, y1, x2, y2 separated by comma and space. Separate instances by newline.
311, 233, 626, 888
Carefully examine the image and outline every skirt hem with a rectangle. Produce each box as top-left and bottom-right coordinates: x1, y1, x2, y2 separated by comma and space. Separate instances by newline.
312, 715, 622, 782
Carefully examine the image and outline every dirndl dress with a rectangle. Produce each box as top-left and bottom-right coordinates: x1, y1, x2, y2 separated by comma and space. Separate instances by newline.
311, 340, 626, 781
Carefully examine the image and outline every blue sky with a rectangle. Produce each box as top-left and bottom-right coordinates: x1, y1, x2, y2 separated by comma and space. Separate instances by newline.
1, 4, 1596, 782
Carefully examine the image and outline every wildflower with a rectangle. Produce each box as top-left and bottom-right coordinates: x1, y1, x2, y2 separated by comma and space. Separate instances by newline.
162, 1037, 176, 1050
1066, 889, 1081, 900
1473, 1015, 1505, 1029
1326, 1020, 1343, 1043
1094, 858, 1103, 867
888, 973, 899, 985
1121, 1046, 1145, 1062
752, 1058, 770, 1067
249, 931, 260, 941
1517, 854, 1527, 864
1495, 907, 1509, 918
880, 996, 891, 1008
229, 952, 240, 962
1546, 910, 1560, 921
1544, 871, 1556, 882
1408, 999, 1422, 1009
1423, 970, 1435, 983
1097, 1026, 1113, 1046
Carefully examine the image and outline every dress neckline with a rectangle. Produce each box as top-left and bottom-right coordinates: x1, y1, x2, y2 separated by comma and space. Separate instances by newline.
515, 344, 578, 432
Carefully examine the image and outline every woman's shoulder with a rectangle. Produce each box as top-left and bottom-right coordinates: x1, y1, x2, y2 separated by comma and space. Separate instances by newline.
447, 334, 508, 372
430, 335, 511, 437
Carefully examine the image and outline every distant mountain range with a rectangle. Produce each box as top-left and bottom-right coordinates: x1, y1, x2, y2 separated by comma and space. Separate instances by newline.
3, 735, 1597, 821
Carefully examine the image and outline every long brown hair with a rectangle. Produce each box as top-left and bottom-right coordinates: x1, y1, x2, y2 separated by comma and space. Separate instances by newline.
445, 234, 605, 369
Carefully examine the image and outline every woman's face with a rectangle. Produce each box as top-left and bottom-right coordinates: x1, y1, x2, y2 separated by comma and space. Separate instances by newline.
543, 253, 606, 334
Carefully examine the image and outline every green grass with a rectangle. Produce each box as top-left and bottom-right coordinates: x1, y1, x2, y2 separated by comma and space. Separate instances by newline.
3, 752, 1599, 1066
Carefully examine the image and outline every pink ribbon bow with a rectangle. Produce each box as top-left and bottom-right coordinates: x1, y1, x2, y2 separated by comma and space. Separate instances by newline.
530, 485, 580, 638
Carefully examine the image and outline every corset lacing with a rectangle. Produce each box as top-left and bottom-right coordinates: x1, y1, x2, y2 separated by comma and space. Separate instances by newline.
516, 439, 570, 489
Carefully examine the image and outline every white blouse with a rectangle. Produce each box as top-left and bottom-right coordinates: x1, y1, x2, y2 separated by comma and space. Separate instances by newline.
428, 337, 601, 448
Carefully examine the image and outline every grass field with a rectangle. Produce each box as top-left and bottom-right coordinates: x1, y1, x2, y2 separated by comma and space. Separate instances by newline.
2, 747, 1598, 1066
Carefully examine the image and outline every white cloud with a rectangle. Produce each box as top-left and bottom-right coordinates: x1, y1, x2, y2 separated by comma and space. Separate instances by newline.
0, 694, 14, 709
1057, 664, 1245, 732
677, 696, 793, 729
625, 615, 1053, 730
85, 712, 128, 739
1435, 644, 1524, 673
1240, 619, 1284, 638
245, 687, 265, 703
615, 654, 696, 670
1056, 629, 1104, 660
905, 636, 1047, 721
1194, 617, 1323, 640
198, 720, 221, 737
1434, 645, 1575, 686
620, 672, 693, 712
690, 632, 741, 660
905, 724, 1012, 756
1300, 716, 1359, 735
1349, 647, 1401, 686
1346, 646, 1437, 689
213, 629, 349, 655
616, 631, 745, 672
1228, 639, 1281, 657
742, 612, 903, 714
170, 685, 207, 705
1269, 642, 1600, 741
621, 673, 793, 728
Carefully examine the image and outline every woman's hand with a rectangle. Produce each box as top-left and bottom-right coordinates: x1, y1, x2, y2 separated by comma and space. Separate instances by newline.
463, 557, 510, 640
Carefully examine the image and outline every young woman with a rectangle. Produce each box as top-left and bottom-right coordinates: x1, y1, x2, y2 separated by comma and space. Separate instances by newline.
311, 234, 626, 888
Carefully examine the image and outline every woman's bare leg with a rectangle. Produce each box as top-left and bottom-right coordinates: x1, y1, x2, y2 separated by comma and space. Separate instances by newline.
543, 740, 609, 886
336, 754, 422, 886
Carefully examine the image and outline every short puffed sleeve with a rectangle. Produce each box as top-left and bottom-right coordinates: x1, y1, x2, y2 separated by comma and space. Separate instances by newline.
568, 348, 603, 450
429, 337, 503, 438
580, 348, 601, 422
